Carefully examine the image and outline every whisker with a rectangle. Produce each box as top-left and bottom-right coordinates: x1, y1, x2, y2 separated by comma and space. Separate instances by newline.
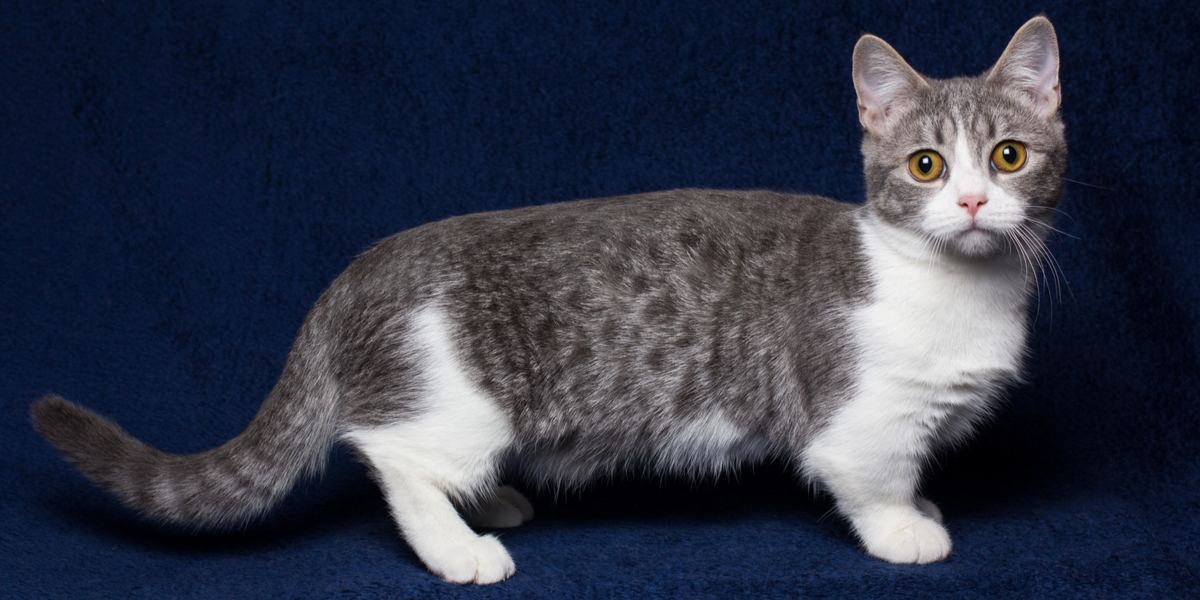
1018, 223, 1072, 306
1015, 225, 1057, 316
1001, 231, 1024, 283
1031, 226, 1068, 302
1035, 232, 1074, 303
917, 232, 939, 268
1023, 212, 1079, 241
1037, 223, 1080, 240
1024, 206, 1077, 223
1061, 176, 1117, 192
1017, 225, 1057, 301
1005, 228, 1040, 321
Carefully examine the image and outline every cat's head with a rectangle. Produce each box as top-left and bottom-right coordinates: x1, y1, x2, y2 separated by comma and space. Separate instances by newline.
853, 16, 1066, 258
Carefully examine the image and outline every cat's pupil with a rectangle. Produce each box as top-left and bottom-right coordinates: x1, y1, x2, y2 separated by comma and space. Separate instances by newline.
1001, 146, 1016, 163
918, 156, 932, 173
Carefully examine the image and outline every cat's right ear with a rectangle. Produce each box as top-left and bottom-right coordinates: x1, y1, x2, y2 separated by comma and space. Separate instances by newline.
986, 16, 1060, 120
852, 35, 928, 136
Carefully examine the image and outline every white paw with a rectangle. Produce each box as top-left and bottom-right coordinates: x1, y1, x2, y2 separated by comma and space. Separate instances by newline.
856, 506, 952, 565
423, 535, 516, 585
465, 486, 534, 529
915, 497, 943, 523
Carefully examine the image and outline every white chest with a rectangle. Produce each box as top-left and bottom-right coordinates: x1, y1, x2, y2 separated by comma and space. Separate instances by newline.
854, 221, 1030, 396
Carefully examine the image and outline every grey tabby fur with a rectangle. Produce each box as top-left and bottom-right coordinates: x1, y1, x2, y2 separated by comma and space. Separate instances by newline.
32, 16, 1065, 559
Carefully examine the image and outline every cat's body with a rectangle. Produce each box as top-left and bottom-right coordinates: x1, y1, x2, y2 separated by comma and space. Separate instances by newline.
342, 190, 864, 476
32, 17, 1065, 584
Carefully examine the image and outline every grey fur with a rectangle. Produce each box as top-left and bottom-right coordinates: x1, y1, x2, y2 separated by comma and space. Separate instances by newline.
862, 77, 1065, 235
31, 19, 1064, 532
31, 315, 338, 526
335, 190, 869, 488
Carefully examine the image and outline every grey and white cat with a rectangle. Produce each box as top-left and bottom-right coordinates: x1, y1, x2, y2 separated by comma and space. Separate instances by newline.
32, 17, 1065, 584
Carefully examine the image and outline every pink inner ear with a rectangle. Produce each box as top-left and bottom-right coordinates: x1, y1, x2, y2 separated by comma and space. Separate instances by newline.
992, 24, 1060, 117
853, 35, 929, 132
857, 66, 916, 131
857, 69, 888, 113
1031, 42, 1059, 98
1027, 53, 1060, 117
858, 94, 894, 133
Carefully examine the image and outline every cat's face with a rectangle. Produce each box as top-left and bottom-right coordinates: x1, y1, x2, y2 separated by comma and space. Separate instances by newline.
853, 17, 1066, 258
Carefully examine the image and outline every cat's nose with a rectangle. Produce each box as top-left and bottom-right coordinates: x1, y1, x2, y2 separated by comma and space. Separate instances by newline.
957, 195, 988, 218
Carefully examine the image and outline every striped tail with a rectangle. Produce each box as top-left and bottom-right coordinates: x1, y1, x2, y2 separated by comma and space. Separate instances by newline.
30, 326, 339, 528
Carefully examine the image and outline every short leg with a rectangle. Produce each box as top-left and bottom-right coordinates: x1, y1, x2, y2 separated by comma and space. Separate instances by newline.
371, 461, 516, 584
804, 402, 952, 565
464, 485, 536, 529
343, 305, 522, 583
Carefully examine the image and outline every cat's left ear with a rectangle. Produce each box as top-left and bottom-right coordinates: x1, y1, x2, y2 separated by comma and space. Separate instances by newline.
987, 16, 1061, 119
852, 35, 929, 135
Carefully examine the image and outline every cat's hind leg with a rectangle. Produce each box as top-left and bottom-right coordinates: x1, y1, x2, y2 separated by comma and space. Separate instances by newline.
349, 417, 517, 584
345, 305, 519, 584
363, 448, 515, 584
465, 485, 535, 529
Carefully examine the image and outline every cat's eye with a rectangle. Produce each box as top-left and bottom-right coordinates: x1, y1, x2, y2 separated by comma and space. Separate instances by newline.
907, 151, 944, 182
991, 141, 1027, 172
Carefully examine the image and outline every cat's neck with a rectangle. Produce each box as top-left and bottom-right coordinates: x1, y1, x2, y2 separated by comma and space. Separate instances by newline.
856, 211, 948, 265
855, 211, 1031, 295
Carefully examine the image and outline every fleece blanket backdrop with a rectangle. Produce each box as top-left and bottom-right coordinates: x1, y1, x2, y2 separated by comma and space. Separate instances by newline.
2, 1, 1197, 597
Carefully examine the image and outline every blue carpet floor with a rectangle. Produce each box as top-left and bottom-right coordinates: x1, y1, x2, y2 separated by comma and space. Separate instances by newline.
2, 1, 1198, 597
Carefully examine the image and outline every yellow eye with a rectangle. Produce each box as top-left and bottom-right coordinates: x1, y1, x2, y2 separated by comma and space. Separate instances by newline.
991, 141, 1027, 172
907, 151, 944, 182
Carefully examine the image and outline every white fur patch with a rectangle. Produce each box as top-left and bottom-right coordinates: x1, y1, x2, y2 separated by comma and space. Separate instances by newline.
654, 411, 767, 474
344, 304, 518, 584
344, 304, 513, 498
855, 215, 1029, 392
803, 214, 1027, 561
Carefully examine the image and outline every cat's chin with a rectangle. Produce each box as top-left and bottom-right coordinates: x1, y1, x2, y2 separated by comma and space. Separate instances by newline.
950, 229, 1004, 258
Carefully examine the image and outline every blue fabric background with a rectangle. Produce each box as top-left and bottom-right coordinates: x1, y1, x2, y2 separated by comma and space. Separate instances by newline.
3, 1, 1198, 597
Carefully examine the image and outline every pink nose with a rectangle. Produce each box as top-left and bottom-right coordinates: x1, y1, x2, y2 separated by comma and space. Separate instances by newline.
958, 195, 988, 218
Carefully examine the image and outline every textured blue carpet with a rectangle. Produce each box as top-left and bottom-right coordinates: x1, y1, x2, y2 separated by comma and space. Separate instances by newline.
3, 1, 1198, 597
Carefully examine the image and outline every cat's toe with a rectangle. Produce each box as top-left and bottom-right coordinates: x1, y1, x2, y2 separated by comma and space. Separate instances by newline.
423, 546, 480, 584
864, 515, 952, 564
915, 497, 943, 523
471, 535, 517, 584
424, 535, 516, 585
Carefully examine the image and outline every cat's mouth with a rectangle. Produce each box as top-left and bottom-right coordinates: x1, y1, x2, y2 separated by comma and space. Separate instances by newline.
958, 228, 995, 241
953, 227, 1002, 256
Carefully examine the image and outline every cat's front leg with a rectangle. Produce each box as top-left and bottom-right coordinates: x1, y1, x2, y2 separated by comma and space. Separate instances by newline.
802, 393, 952, 564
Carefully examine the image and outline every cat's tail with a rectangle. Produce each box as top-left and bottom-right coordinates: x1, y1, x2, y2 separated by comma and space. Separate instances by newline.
30, 321, 340, 529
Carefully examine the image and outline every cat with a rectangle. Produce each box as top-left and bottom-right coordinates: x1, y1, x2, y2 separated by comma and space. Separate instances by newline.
31, 16, 1065, 584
